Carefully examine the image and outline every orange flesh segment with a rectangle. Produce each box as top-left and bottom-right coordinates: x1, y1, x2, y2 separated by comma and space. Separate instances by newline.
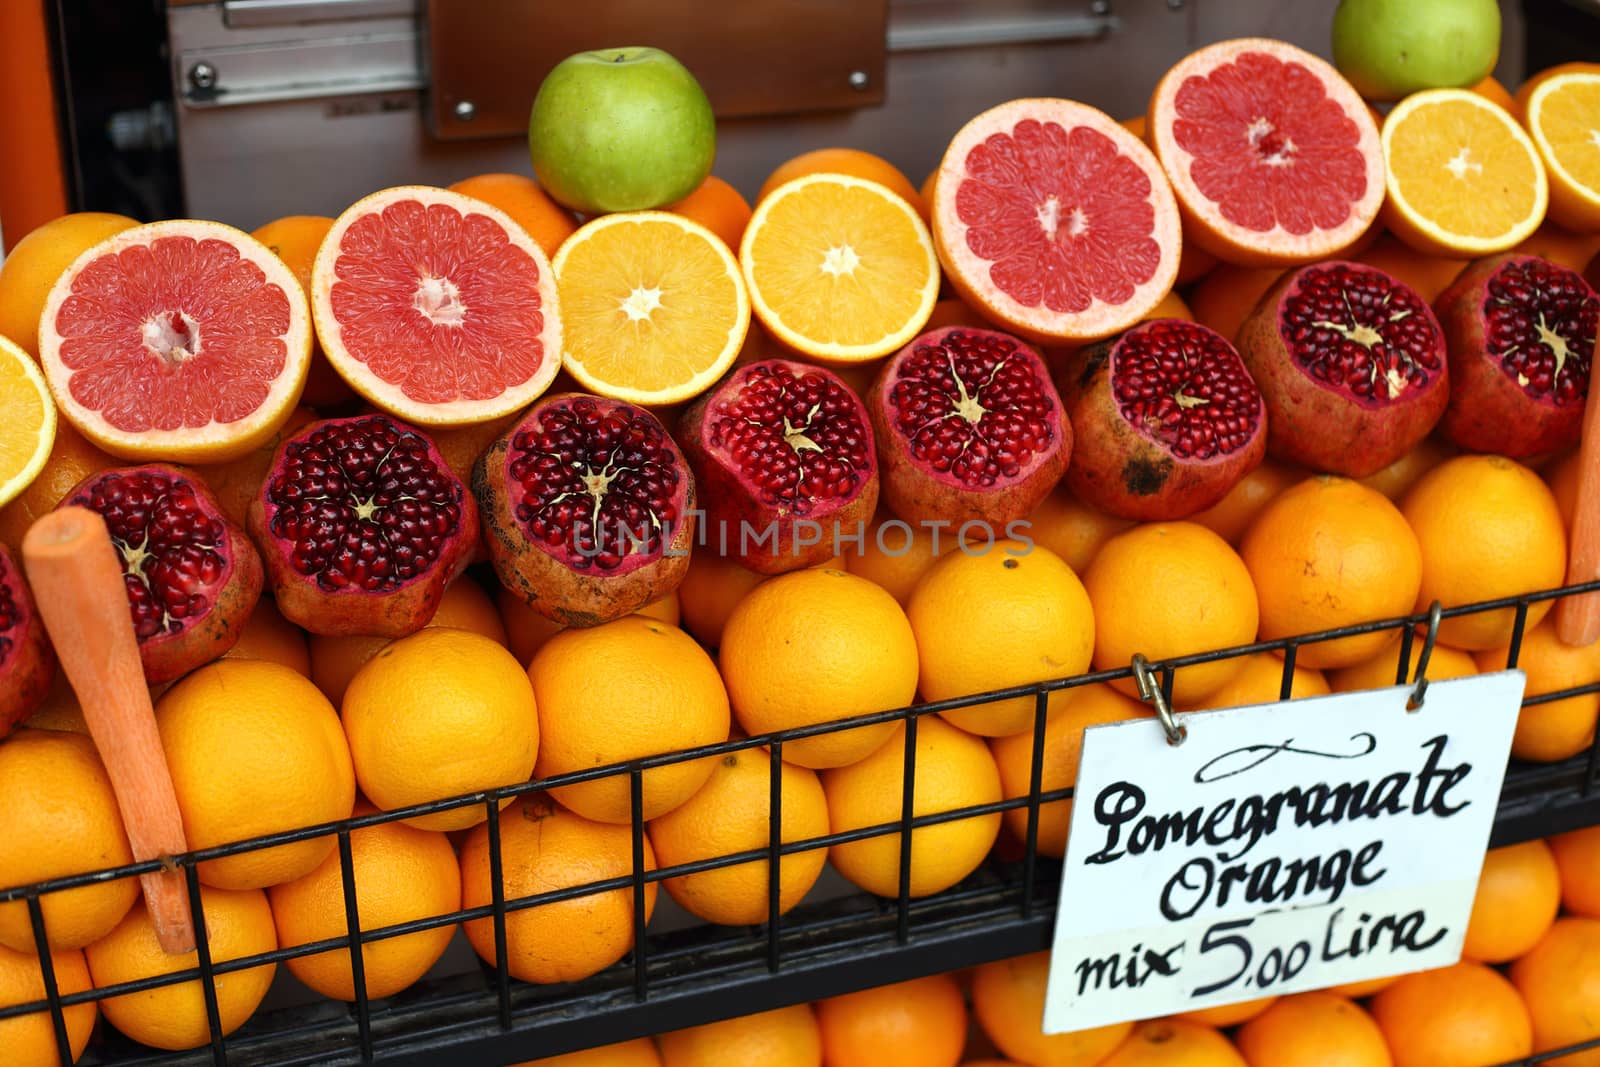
1386, 95, 1544, 242
1535, 76, 1600, 194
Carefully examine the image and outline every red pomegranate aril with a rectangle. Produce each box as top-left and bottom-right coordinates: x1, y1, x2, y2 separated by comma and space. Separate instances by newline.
475, 393, 695, 627
1437, 254, 1599, 459
1060, 319, 1267, 520
249, 414, 479, 638
680, 360, 878, 574
1236, 261, 1448, 477
64, 464, 263, 683
0, 545, 56, 736
869, 326, 1070, 525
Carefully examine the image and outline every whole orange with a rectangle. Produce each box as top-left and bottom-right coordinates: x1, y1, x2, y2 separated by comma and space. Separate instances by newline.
663, 175, 753, 253
0, 728, 137, 951
1354, 234, 1468, 304
1234, 991, 1392, 1067
816, 974, 966, 1067
989, 684, 1148, 857
86, 884, 277, 1051
1357, 438, 1457, 502
909, 541, 1094, 736
1548, 447, 1581, 528
757, 148, 926, 220
0, 421, 116, 555
1183, 652, 1329, 711
721, 568, 917, 768
310, 576, 507, 704
0, 941, 95, 1066
1188, 264, 1284, 343
660, 1004, 819, 1067
1401, 455, 1566, 650
499, 583, 681, 666
343, 627, 538, 832
971, 952, 1133, 1066
843, 512, 948, 607
1188, 459, 1303, 546
1024, 487, 1135, 573
1462, 840, 1561, 963
823, 716, 1001, 898
1084, 523, 1259, 705
459, 795, 657, 985
1331, 974, 1403, 999
1551, 826, 1600, 918
268, 812, 461, 1001
1096, 1018, 1245, 1067
249, 215, 352, 408
221, 596, 310, 675
1327, 637, 1477, 693
675, 550, 768, 648
1511, 917, 1600, 1066
0, 212, 137, 358
517, 1038, 662, 1067
1242, 477, 1422, 668
1175, 996, 1277, 1028
1475, 618, 1600, 762
1513, 222, 1600, 273
647, 744, 828, 925
1370, 961, 1533, 1067
448, 173, 577, 259
157, 659, 355, 889
532, 615, 727, 823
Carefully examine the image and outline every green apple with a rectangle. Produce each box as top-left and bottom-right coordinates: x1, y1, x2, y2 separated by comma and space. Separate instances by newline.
528, 46, 716, 215
1332, 0, 1500, 101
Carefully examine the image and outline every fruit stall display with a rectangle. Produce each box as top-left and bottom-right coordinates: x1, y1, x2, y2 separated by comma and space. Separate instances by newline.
2, 10, 1600, 1067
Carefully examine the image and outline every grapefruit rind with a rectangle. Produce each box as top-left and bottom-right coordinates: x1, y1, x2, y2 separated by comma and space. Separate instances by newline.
931, 98, 1183, 344
551, 211, 750, 406
37, 219, 312, 465
311, 185, 563, 427
1525, 73, 1600, 233
1380, 90, 1549, 258
740, 173, 941, 364
0, 335, 57, 509
1148, 38, 1386, 268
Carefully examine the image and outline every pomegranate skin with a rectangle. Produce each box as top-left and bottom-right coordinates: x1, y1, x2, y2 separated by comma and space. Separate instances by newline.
868, 326, 1070, 525
1437, 254, 1599, 460
248, 415, 480, 639
1236, 261, 1448, 478
65, 464, 264, 683
0, 545, 55, 736
474, 393, 695, 628
1059, 319, 1267, 521
679, 360, 879, 575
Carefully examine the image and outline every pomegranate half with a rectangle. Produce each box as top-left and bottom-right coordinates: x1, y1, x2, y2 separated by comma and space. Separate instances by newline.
474, 393, 695, 627
1059, 319, 1267, 520
0, 544, 55, 735
1235, 261, 1448, 477
868, 326, 1070, 525
248, 414, 480, 638
63, 464, 263, 683
679, 359, 878, 574
1436, 254, 1599, 459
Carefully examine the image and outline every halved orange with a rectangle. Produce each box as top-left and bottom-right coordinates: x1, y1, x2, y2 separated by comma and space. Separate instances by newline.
1523, 70, 1600, 232
553, 211, 749, 405
39, 220, 313, 463
744, 174, 939, 363
1381, 89, 1549, 257
0, 336, 56, 508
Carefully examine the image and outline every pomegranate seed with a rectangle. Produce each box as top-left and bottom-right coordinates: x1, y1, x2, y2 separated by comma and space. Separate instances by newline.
1281, 264, 1442, 403
1484, 259, 1598, 405
509, 396, 683, 572
889, 330, 1059, 488
0, 578, 18, 660
265, 415, 464, 593
1112, 320, 1262, 459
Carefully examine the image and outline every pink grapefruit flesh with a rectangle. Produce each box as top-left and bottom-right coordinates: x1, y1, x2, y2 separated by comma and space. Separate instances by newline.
311, 186, 562, 427
931, 98, 1182, 344
38, 220, 312, 464
1149, 38, 1385, 267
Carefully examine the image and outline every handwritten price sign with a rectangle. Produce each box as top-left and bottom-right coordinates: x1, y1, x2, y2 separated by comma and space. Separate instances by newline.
1043, 671, 1525, 1033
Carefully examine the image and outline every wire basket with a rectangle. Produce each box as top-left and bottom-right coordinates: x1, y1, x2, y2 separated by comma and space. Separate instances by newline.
7, 582, 1600, 1066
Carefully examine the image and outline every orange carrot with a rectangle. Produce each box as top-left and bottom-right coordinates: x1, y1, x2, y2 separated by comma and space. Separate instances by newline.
1557, 387, 1600, 647
22, 506, 195, 954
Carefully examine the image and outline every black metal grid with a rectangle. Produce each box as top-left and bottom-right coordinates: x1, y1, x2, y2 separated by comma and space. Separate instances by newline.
8, 582, 1600, 1066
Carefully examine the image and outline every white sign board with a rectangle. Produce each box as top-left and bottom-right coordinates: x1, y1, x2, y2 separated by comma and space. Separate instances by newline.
1044, 671, 1525, 1032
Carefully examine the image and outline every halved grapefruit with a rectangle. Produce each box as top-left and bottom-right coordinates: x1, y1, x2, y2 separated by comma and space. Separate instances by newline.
38, 220, 312, 464
1148, 38, 1386, 267
311, 186, 562, 426
930, 98, 1182, 344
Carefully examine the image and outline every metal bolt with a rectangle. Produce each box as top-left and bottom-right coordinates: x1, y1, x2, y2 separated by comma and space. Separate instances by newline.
848, 70, 870, 91
187, 62, 217, 91
454, 99, 477, 122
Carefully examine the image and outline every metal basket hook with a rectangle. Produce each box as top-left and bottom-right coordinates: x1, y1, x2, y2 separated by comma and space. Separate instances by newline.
1132, 653, 1187, 746
1407, 600, 1443, 712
